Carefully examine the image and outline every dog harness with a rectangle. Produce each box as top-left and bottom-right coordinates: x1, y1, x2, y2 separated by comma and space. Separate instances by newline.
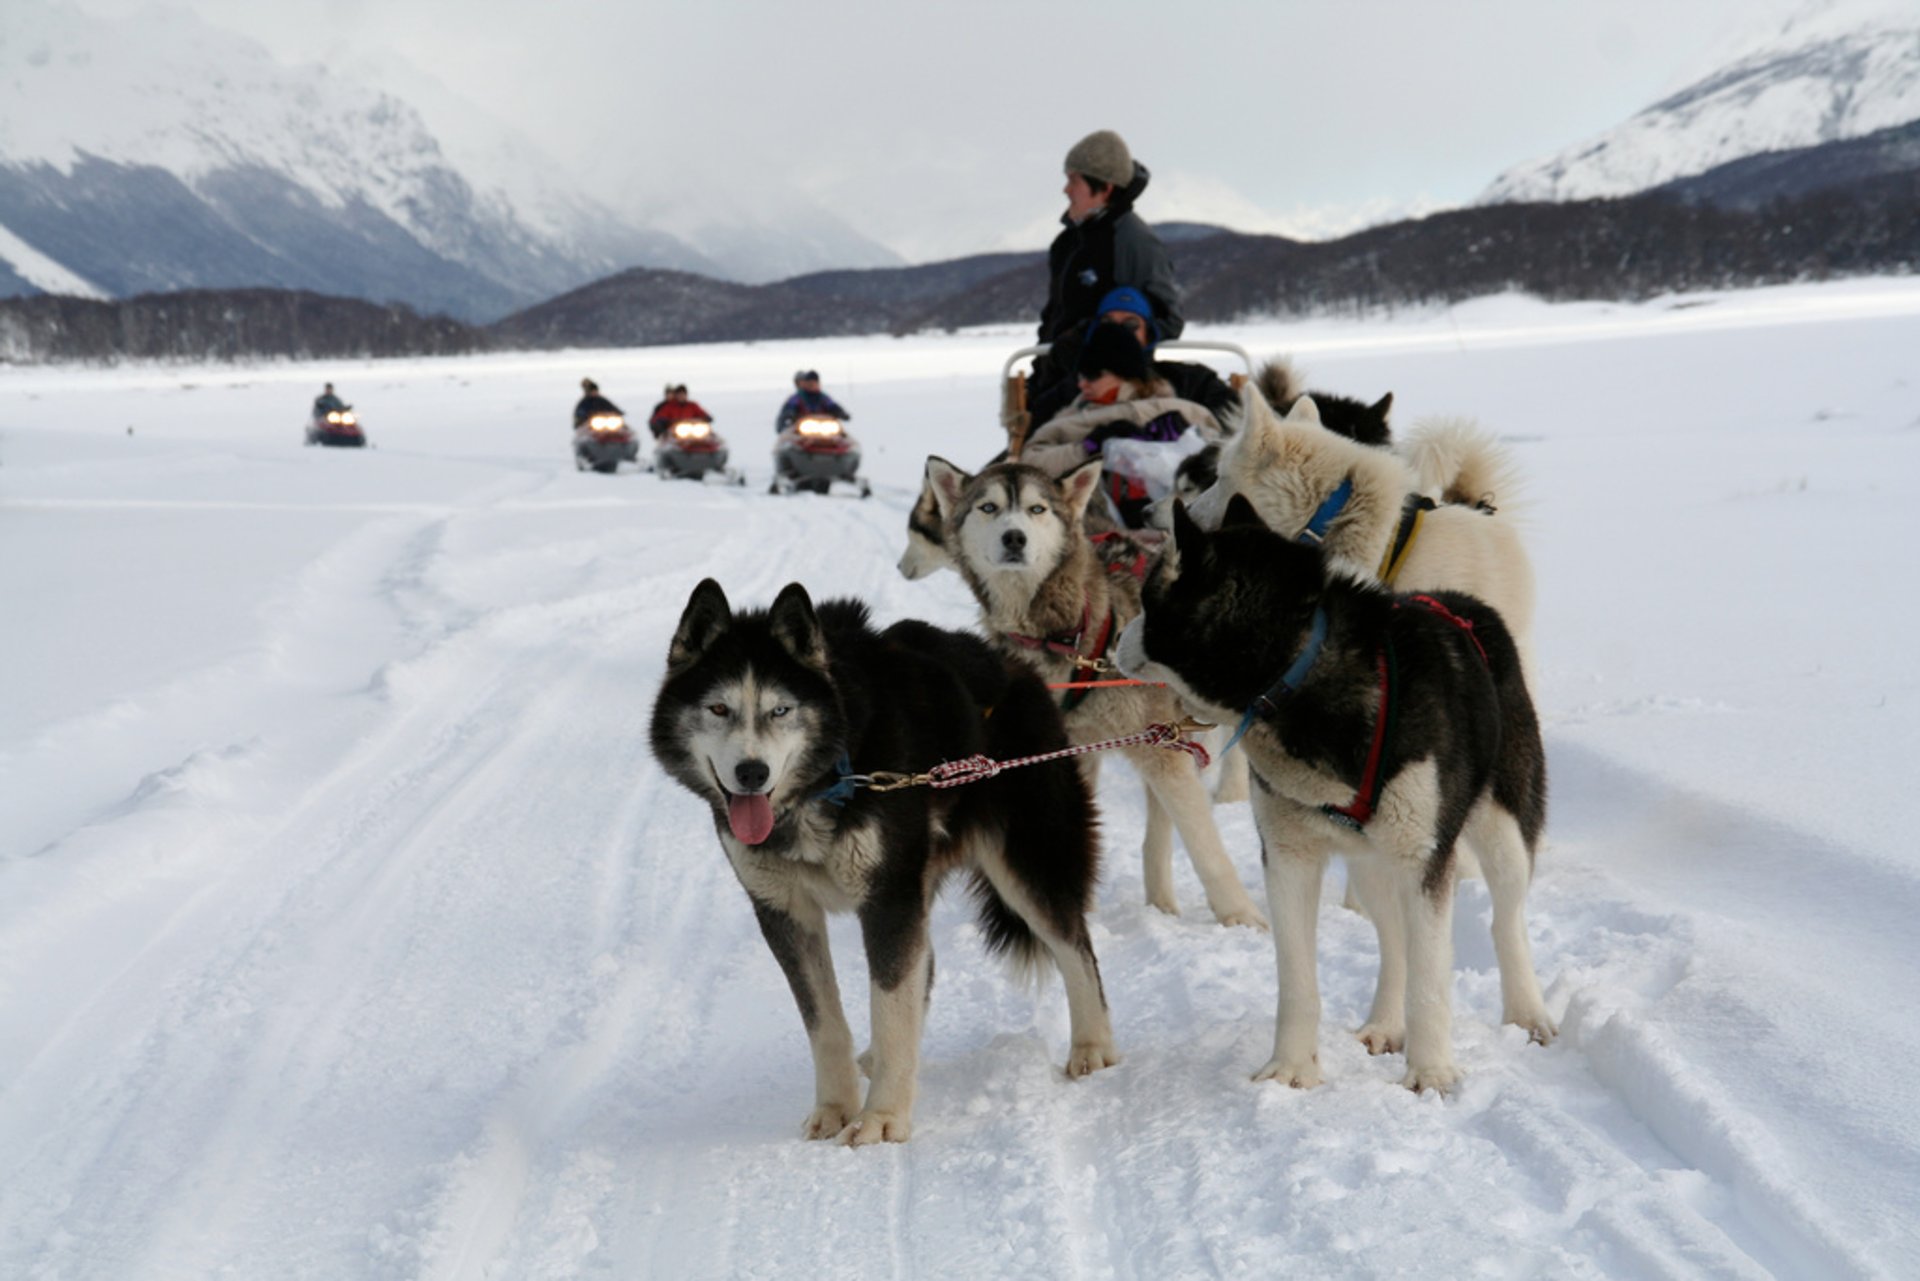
1005, 600, 1118, 710
1088, 530, 1151, 582
1231, 594, 1489, 832
1377, 494, 1435, 585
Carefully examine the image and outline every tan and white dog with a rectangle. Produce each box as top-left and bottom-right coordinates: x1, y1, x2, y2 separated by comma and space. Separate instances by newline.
923, 454, 1267, 930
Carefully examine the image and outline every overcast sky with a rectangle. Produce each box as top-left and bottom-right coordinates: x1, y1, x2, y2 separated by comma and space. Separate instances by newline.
72, 0, 1813, 262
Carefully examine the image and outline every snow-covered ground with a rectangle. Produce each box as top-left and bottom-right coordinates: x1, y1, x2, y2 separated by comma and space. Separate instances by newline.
3, 279, 1917, 1280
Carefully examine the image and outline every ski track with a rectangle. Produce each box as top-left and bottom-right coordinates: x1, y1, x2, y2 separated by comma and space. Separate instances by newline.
6, 301, 1920, 1280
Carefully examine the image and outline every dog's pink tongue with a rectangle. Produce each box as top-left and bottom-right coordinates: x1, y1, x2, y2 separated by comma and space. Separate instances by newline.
728, 792, 775, 844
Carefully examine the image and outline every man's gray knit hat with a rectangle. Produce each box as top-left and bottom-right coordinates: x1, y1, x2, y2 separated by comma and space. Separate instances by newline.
1064, 130, 1134, 188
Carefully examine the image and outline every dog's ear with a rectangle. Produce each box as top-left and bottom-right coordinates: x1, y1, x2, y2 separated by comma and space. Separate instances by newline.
1222, 492, 1269, 532
1060, 457, 1104, 522
1285, 395, 1322, 426
1171, 500, 1212, 570
768, 582, 829, 673
925, 456, 969, 519
1370, 391, 1393, 421
668, 578, 732, 671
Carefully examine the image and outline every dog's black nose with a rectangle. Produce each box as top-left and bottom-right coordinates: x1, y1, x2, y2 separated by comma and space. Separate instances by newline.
734, 760, 770, 792
1002, 529, 1027, 551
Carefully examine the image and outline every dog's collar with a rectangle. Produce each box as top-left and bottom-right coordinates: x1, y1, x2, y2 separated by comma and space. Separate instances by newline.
1223, 605, 1329, 753
1006, 600, 1101, 670
813, 752, 866, 807
1297, 477, 1353, 545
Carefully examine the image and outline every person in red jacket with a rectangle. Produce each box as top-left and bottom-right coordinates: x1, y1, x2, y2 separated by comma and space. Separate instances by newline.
648, 384, 713, 439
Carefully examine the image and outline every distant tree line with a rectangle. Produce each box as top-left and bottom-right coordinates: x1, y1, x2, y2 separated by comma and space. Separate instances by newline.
3, 176, 1915, 365
0, 289, 484, 365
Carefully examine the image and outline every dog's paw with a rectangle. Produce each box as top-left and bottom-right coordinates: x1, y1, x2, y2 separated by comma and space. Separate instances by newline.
1064, 1041, 1121, 1078
839, 1109, 912, 1146
802, 1103, 855, 1140
1251, 1055, 1322, 1088
1213, 902, 1269, 931
1505, 1006, 1558, 1046
1355, 1022, 1405, 1056
1400, 1061, 1463, 1096
1145, 888, 1181, 916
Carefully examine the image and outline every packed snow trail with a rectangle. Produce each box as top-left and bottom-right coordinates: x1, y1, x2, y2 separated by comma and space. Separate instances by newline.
3, 285, 1918, 1278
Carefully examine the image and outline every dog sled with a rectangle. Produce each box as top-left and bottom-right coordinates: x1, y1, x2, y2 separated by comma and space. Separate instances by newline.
999, 339, 1255, 528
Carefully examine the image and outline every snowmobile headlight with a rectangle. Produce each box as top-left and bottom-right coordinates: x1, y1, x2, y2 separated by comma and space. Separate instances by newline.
339, 412, 356, 426
589, 415, 625, 432
326, 411, 344, 423
796, 417, 842, 438
672, 420, 712, 440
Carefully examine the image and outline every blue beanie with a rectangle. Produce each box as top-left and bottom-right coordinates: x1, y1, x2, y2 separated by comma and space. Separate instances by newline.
1095, 286, 1157, 340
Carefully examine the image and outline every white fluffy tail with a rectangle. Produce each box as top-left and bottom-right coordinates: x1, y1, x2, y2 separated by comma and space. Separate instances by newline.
1399, 418, 1526, 512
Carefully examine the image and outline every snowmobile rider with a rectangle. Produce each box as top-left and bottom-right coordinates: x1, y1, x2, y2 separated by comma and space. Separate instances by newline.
648, 383, 713, 440
1029, 286, 1231, 429
1025, 131, 1184, 427
313, 383, 348, 415
573, 377, 624, 428
775, 370, 851, 434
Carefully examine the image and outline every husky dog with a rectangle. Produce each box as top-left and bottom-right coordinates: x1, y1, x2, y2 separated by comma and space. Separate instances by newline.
1190, 389, 1536, 669
1117, 498, 1554, 1092
925, 455, 1266, 929
650, 579, 1117, 1144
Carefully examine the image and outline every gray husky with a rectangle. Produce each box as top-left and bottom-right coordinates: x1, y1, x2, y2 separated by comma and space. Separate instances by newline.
924, 455, 1266, 930
650, 579, 1117, 1144
1118, 498, 1555, 1093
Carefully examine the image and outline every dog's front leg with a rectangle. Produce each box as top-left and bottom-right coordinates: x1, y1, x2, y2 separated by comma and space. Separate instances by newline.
1141, 788, 1177, 914
1397, 865, 1462, 1094
1251, 812, 1326, 1086
749, 894, 860, 1139
1347, 856, 1407, 1055
1135, 747, 1266, 929
845, 893, 932, 1145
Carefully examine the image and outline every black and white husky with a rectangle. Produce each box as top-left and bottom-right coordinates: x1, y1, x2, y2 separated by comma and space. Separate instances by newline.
1116, 499, 1555, 1093
924, 456, 1267, 929
649, 579, 1117, 1144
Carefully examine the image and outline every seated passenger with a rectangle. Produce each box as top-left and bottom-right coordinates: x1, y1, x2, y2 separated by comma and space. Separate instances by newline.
1021, 322, 1220, 527
313, 382, 348, 415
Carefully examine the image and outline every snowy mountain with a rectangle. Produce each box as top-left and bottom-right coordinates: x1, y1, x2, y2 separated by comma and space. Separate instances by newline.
0, 1, 894, 321
1481, 0, 1920, 205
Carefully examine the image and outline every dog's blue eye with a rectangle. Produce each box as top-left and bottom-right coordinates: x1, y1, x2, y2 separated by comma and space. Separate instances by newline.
978, 501, 998, 514
707, 703, 729, 717
769, 705, 791, 718
1028, 504, 1046, 516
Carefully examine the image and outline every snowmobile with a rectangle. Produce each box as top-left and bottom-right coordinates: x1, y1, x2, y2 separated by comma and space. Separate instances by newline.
770, 416, 871, 497
305, 406, 366, 447
574, 412, 641, 473
653, 417, 745, 485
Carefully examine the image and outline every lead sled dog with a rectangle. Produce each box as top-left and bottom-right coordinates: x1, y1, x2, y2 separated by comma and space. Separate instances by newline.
650, 579, 1117, 1143
924, 455, 1266, 929
1117, 498, 1554, 1092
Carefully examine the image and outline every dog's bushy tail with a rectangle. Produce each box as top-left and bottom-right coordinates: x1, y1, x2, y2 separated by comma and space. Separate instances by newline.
968, 873, 1052, 985
1255, 357, 1299, 413
1399, 417, 1527, 512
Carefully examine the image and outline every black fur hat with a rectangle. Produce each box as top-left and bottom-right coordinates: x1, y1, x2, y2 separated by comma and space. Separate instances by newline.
1077, 320, 1150, 384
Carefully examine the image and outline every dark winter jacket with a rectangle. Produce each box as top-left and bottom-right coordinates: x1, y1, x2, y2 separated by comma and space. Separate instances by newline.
776, 389, 850, 433
1038, 164, 1183, 348
314, 392, 347, 414
573, 393, 623, 427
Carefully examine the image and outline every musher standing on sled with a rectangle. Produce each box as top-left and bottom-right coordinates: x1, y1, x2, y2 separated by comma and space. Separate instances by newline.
1026, 131, 1185, 430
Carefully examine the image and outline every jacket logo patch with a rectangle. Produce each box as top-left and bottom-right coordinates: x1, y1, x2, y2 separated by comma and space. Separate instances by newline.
1078, 268, 1099, 286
